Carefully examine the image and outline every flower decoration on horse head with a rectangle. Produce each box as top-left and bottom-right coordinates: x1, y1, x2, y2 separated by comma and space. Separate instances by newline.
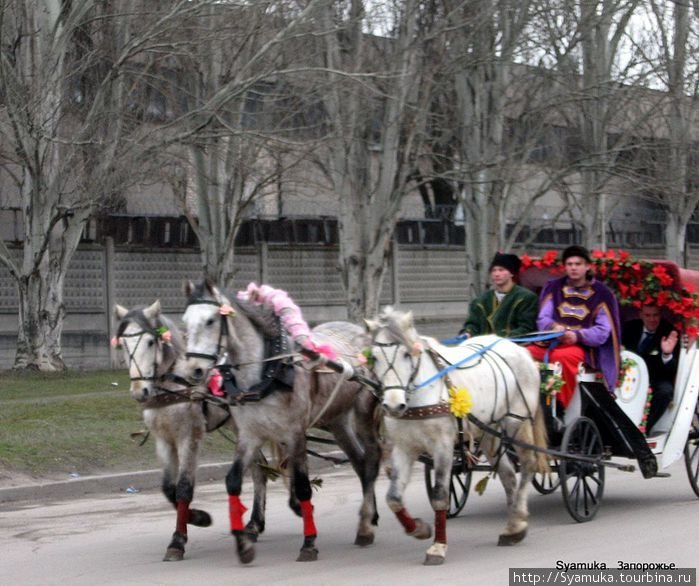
156, 325, 172, 343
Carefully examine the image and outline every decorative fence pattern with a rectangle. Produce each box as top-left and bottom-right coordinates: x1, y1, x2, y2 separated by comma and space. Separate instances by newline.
0, 240, 693, 369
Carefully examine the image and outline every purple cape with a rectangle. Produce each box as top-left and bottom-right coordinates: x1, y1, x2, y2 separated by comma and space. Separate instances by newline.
540, 276, 622, 391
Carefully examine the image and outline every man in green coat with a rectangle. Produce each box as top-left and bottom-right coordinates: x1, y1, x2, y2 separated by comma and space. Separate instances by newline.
459, 253, 538, 338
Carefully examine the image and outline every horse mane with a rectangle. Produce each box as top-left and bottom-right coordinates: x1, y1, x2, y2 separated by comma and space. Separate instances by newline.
234, 298, 283, 339
186, 277, 282, 339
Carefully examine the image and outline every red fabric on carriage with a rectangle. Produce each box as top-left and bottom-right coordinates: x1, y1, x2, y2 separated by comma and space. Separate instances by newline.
527, 344, 585, 408
228, 495, 248, 531
299, 499, 317, 537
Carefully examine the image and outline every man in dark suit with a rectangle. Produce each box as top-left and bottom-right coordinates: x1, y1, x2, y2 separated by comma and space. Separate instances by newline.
622, 304, 679, 434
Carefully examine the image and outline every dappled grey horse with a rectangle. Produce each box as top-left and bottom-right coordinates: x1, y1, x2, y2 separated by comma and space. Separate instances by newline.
177, 278, 382, 564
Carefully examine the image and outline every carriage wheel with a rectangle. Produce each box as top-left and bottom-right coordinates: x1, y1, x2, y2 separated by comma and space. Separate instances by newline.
559, 417, 605, 522
423, 454, 472, 519
684, 402, 699, 498
532, 458, 561, 495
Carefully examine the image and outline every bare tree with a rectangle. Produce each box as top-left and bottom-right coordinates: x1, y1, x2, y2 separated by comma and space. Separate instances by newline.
170, 1, 327, 289
641, 0, 699, 263
312, 0, 433, 320
530, 0, 647, 250
0, 0, 229, 370
422, 0, 537, 293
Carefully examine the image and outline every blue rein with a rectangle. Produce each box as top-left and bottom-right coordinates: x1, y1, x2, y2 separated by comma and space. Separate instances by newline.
413, 331, 563, 390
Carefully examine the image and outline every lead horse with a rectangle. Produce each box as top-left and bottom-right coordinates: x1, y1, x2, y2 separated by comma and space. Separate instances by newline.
366, 307, 549, 565
177, 278, 382, 564
114, 300, 281, 561
114, 300, 223, 561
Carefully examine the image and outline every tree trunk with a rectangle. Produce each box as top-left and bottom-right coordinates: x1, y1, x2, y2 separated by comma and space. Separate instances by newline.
15, 267, 66, 371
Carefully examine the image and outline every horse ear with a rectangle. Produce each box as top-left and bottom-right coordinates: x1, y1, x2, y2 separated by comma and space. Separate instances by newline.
184, 280, 195, 297
143, 299, 161, 320
400, 310, 415, 330
204, 275, 217, 292
114, 304, 129, 320
364, 318, 380, 333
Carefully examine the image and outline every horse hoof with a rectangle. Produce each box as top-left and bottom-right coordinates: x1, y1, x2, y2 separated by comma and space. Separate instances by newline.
354, 534, 375, 547
424, 554, 445, 566
163, 547, 184, 562
409, 518, 432, 540
233, 530, 256, 564
498, 528, 527, 546
238, 545, 255, 565
296, 546, 319, 562
245, 527, 260, 543
188, 509, 212, 527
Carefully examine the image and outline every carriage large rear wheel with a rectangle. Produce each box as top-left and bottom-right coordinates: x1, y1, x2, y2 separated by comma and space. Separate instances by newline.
422, 452, 472, 518
559, 416, 605, 522
684, 401, 699, 498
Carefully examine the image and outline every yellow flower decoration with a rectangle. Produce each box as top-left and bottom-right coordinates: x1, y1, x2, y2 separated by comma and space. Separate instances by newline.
448, 386, 473, 418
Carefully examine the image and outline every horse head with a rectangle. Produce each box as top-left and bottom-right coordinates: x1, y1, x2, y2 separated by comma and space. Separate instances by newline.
113, 300, 183, 402
366, 306, 424, 418
180, 277, 242, 384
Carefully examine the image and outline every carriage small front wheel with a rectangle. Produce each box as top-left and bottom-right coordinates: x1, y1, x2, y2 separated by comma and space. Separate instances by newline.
532, 458, 561, 495
422, 453, 472, 518
559, 416, 605, 522
684, 401, 699, 498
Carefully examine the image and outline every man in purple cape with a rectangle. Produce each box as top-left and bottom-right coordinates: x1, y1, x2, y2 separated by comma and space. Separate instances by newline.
528, 245, 622, 407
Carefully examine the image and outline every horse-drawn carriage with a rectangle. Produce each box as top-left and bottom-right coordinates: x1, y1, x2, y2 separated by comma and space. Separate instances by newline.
112, 255, 699, 566
420, 258, 699, 523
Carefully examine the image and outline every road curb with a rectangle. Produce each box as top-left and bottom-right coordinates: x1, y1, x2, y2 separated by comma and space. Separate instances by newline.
0, 462, 231, 506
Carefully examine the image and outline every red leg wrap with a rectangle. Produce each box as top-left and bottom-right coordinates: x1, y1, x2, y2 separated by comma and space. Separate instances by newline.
228, 495, 248, 531
299, 499, 317, 537
176, 501, 189, 535
434, 510, 447, 544
395, 508, 417, 534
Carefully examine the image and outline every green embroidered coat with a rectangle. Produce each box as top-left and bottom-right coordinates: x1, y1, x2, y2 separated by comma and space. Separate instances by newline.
460, 285, 538, 338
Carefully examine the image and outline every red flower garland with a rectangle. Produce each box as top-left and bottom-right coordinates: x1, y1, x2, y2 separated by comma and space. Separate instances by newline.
520, 249, 699, 338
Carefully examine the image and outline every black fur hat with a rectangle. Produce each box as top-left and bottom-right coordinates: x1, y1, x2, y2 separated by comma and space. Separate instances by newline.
562, 245, 592, 263
489, 253, 521, 276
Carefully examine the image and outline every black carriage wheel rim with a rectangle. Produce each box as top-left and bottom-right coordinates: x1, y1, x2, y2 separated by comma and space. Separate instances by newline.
560, 417, 605, 522
423, 461, 471, 518
532, 458, 560, 494
685, 435, 699, 497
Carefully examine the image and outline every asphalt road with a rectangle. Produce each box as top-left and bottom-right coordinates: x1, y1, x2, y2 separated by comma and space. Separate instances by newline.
1, 459, 697, 585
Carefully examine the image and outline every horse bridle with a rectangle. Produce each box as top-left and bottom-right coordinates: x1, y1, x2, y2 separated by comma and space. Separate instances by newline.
372, 340, 422, 400
117, 322, 164, 384
183, 298, 230, 365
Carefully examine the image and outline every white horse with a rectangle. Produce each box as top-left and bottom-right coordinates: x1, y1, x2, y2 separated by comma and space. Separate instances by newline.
366, 307, 549, 565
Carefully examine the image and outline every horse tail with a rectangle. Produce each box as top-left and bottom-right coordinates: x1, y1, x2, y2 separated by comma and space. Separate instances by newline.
532, 407, 551, 475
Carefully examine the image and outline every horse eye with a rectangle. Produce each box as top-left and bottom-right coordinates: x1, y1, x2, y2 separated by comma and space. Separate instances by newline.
147, 339, 155, 347
206, 318, 215, 326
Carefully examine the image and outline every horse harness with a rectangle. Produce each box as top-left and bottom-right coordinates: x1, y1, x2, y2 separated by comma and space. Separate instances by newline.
116, 314, 168, 387
373, 339, 451, 420
184, 297, 295, 404
117, 312, 231, 429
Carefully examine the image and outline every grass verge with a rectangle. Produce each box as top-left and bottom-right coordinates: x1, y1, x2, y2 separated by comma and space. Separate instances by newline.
0, 370, 237, 480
